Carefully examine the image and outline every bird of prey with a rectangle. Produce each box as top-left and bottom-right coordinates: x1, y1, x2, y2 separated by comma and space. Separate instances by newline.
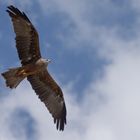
1, 5, 67, 131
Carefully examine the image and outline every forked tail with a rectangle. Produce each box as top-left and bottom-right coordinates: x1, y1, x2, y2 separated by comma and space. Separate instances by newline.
1, 67, 26, 89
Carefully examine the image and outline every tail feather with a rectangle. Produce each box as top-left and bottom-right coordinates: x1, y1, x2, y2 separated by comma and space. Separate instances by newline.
1, 67, 26, 89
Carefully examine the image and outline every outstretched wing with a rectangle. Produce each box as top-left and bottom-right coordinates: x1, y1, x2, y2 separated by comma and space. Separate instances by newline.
7, 5, 41, 65
27, 70, 67, 131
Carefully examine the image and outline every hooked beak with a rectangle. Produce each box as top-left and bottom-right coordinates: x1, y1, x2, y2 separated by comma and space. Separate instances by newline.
47, 59, 51, 63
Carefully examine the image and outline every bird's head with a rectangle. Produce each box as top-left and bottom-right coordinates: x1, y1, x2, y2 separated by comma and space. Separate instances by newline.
43, 58, 51, 67
46, 59, 51, 64
36, 58, 51, 67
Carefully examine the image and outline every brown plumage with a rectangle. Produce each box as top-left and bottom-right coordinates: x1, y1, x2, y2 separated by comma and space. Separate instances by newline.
1, 5, 67, 131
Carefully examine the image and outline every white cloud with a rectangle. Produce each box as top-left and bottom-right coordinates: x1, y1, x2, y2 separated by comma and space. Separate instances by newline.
88, 51, 140, 140
38, 0, 102, 49
37, 0, 140, 55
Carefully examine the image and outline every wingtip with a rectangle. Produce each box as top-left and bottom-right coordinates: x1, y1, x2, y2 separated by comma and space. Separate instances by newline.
54, 102, 67, 131
7, 5, 14, 9
7, 5, 16, 13
6, 5, 19, 16
6, 5, 31, 23
55, 119, 64, 131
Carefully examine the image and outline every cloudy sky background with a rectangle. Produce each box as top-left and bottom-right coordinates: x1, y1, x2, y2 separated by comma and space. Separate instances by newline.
0, 0, 140, 140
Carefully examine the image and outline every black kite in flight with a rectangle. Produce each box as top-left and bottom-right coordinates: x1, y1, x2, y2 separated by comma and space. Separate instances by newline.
1, 5, 67, 131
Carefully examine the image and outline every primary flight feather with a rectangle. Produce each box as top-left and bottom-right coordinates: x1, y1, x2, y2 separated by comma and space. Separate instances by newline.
1, 5, 67, 131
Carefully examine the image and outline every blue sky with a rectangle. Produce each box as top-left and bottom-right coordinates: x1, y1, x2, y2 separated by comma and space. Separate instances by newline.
0, 0, 140, 140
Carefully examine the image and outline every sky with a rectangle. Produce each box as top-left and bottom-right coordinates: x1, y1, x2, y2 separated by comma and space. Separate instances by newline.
0, 0, 140, 140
